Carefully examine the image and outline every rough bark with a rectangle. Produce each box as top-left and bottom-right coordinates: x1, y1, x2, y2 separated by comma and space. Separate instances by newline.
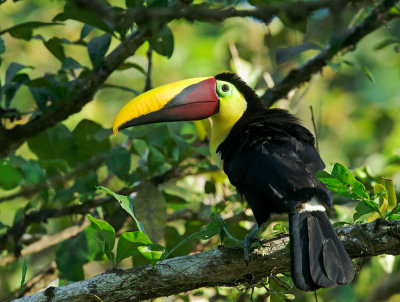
13, 219, 400, 302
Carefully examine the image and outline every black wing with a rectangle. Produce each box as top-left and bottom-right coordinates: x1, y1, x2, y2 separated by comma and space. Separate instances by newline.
218, 109, 332, 225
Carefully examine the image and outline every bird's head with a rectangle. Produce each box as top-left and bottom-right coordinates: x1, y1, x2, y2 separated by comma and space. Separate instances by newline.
112, 72, 263, 135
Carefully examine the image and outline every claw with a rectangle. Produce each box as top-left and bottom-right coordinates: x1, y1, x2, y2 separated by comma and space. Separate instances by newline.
244, 226, 259, 264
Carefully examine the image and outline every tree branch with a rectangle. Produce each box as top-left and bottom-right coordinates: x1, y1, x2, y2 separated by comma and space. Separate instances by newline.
1, 0, 394, 157
261, 0, 400, 106
0, 29, 149, 157
0, 154, 107, 204
125, 0, 334, 25
13, 219, 400, 301
0, 162, 204, 255
0, 219, 90, 267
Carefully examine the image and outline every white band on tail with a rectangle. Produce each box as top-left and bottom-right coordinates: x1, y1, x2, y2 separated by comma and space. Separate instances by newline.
297, 196, 326, 213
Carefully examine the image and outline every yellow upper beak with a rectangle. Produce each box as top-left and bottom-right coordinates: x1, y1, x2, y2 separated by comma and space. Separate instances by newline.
113, 77, 219, 135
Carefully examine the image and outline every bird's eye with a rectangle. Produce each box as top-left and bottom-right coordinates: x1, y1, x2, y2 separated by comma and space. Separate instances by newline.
217, 81, 233, 97
221, 84, 230, 92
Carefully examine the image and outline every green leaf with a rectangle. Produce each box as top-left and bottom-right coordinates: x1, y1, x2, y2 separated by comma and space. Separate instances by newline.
71, 119, 110, 165
0, 36, 5, 54
87, 33, 112, 68
0, 162, 22, 190
361, 66, 374, 83
326, 61, 341, 73
20, 160, 46, 184
80, 24, 94, 40
388, 213, 400, 221
87, 214, 116, 262
0, 22, 62, 40
163, 220, 221, 260
117, 62, 146, 75
380, 178, 397, 212
316, 163, 369, 201
276, 42, 322, 64
54, 2, 114, 34
97, 186, 146, 233
134, 180, 167, 243
5, 62, 31, 85
27, 123, 75, 165
61, 57, 83, 71
137, 243, 166, 266
126, 0, 144, 7
106, 146, 131, 182
17, 258, 27, 298
44, 37, 65, 61
56, 226, 103, 281
56, 230, 89, 281
353, 199, 379, 222
116, 231, 151, 265
100, 84, 140, 95
150, 25, 174, 58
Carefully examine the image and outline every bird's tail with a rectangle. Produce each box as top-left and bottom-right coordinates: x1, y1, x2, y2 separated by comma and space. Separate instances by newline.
288, 210, 354, 291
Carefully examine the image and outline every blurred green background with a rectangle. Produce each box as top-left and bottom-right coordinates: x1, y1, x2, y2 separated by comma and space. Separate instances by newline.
0, 0, 399, 301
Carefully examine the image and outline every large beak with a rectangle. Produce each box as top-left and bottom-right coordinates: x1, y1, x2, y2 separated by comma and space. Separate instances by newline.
113, 77, 219, 135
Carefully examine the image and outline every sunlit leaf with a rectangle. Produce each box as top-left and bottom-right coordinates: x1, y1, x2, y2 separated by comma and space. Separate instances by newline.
137, 243, 166, 266
116, 231, 151, 265
380, 178, 397, 212
87, 214, 116, 262
316, 163, 369, 201
97, 186, 146, 233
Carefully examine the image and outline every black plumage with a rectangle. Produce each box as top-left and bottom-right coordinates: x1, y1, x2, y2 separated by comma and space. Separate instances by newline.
215, 73, 354, 291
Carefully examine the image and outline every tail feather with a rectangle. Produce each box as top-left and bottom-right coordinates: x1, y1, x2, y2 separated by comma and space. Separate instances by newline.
289, 211, 354, 291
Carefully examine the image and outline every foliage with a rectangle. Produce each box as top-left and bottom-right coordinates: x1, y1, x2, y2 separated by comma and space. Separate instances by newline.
0, 0, 399, 301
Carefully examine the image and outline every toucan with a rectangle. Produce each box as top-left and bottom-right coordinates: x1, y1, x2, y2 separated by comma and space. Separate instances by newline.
113, 72, 354, 291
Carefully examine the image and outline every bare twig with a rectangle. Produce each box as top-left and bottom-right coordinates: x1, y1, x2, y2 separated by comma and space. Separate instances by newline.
309, 106, 319, 152
13, 219, 400, 302
144, 45, 153, 92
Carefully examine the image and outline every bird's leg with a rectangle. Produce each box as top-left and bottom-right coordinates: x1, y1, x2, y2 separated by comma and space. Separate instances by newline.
244, 225, 259, 263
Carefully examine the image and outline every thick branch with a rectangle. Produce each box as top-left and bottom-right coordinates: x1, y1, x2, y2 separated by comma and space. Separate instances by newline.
14, 219, 400, 302
125, 0, 333, 25
261, 0, 400, 106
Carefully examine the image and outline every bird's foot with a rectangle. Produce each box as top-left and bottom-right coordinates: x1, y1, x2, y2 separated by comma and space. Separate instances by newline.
244, 226, 260, 264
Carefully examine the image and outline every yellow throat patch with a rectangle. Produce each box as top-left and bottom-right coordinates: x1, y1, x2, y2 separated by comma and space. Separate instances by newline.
210, 80, 247, 167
